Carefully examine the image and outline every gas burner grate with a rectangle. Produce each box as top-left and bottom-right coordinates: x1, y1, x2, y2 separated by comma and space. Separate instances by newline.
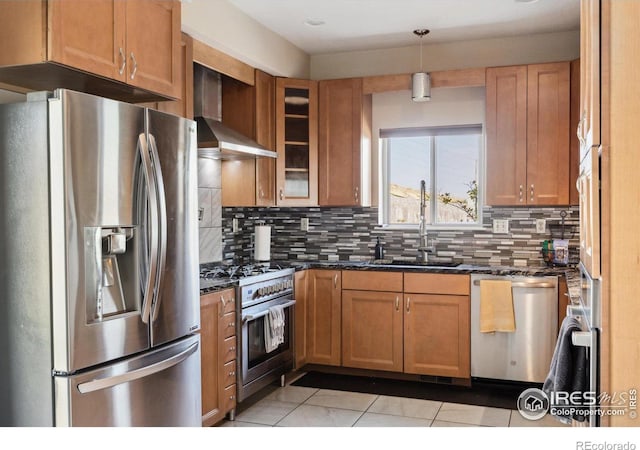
200, 263, 284, 280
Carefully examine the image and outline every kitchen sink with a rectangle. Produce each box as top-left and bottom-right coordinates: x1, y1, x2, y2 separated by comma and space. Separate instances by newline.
368, 260, 461, 268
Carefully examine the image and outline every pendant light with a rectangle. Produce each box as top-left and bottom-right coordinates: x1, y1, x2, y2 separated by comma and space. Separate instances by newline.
412, 29, 431, 102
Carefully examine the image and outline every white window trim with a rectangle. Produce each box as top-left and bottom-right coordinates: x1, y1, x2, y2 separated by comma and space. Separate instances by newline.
379, 126, 486, 230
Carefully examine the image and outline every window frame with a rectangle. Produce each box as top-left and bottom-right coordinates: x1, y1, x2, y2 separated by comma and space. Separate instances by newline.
380, 124, 485, 230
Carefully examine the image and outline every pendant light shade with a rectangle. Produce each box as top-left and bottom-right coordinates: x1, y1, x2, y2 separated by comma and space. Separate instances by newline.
412, 72, 431, 102
412, 29, 431, 102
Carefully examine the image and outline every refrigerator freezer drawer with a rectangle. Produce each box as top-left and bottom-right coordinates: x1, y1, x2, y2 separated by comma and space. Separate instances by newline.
54, 335, 201, 427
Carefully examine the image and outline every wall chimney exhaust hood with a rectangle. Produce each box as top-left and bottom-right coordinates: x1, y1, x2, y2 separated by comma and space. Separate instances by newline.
194, 64, 277, 159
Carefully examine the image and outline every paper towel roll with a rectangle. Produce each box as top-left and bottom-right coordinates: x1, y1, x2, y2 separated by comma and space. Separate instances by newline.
254, 225, 271, 261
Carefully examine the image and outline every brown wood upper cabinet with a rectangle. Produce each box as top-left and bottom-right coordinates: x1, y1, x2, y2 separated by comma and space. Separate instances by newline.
0, 0, 181, 100
275, 78, 319, 206
318, 78, 372, 206
222, 69, 276, 206
143, 32, 194, 119
579, 0, 600, 153
486, 62, 570, 206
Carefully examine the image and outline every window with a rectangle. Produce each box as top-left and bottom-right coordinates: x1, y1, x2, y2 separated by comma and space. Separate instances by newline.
381, 125, 483, 227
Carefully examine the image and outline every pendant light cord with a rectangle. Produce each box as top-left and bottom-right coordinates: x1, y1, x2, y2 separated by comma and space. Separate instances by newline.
413, 29, 429, 73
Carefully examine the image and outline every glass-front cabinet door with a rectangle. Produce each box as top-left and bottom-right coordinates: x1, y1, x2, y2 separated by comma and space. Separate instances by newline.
275, 78, 318, 206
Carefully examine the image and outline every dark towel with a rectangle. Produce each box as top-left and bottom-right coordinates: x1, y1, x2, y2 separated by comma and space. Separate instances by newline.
543, 316, 589, 423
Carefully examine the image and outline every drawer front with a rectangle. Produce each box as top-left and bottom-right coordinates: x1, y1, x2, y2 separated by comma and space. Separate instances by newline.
222, 360, 237, 388
223, 384, 237, 412
221, 312, 236, 339
342, 270, 403, 292
220, 289, 236, 315
404, 273, 470, 295
222, 336, 237, 364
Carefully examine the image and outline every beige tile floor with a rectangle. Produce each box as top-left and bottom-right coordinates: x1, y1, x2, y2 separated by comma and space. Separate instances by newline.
221, 375, 568, 428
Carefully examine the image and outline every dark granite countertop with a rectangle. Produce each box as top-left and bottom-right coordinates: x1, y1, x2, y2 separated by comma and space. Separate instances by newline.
273, 259, 573, 277
199, 259, 578, 295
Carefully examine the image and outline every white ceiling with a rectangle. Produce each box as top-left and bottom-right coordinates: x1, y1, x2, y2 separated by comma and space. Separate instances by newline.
227, 0, 580, 54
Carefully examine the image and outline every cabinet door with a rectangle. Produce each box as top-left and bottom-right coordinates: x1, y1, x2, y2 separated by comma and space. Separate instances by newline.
579, 0, 600, 153
255, 70, 277, 206
276, 78, 318, 206
578, 146, 600, 278
306, 270, 341, 366
294, 270, 308, 369
526, 62, 570, 205
125, 0, 181, 98
48, 0, 126, 82
318, 78, 363, 206
342, 290, 403, 372
156, 33, 194, 119
404, 294, 470, 378
569, 59, 580, 205
200, 291, 223, 427
485, 66, 528, 205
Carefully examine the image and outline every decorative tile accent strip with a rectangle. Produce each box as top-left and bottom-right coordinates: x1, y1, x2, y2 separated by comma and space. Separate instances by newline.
222, 206, 579, 268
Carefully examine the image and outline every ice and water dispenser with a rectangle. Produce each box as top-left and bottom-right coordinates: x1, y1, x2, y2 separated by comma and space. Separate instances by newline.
85, 226, 140, 322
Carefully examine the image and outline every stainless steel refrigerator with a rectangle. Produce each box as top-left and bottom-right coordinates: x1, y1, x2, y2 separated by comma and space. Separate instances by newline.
0, 89, 201, 426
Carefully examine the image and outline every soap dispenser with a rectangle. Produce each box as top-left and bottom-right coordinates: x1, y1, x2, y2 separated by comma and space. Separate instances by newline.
374, 237, 384, 260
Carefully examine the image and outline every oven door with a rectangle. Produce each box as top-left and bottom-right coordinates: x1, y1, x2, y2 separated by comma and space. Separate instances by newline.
238, 297, 295, 401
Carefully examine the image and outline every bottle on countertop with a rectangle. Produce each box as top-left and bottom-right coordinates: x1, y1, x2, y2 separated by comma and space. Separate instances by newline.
374, 237, 384, 260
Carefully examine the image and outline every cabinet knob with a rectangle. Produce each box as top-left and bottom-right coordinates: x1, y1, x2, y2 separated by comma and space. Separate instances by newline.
229, 371, 235, 376
228, 322, 235, 328
354, 186, 359, 203
395, 296, 399, 311
130, 52, 138, 80
530, 184, 534, 202
118, 48, 126, 75
519, 185, 524, 202
334, 274, 338, 288
406, 297, 410, 313
229, 346, 236, 352
279, 189, 284, 201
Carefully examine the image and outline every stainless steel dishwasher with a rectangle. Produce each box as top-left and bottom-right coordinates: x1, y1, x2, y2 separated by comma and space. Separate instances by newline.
470, 274, 558, 383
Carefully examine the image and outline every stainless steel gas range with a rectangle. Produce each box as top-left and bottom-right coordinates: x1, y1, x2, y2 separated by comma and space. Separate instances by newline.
200, 264, 296, 404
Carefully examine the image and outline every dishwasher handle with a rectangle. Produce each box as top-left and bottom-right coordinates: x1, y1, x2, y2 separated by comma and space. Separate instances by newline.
472, 280, 556, 289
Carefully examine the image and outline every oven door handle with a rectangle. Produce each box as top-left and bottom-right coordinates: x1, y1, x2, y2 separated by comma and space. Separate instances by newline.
242, 299, 296, 324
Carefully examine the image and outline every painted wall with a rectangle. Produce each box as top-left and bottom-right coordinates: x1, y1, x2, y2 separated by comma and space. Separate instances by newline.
182, 0, 310, 78
310, 30, 580, 80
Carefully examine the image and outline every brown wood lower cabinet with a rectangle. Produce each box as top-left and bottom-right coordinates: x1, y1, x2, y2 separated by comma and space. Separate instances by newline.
342, 290, 403, 372
200, 288, 236, 427
294, 270, 308, 368
306, 270, 341, 366
403, 293, 470, 378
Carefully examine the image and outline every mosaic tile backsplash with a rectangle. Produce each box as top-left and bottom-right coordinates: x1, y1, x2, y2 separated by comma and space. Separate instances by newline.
222, 205, 579, 268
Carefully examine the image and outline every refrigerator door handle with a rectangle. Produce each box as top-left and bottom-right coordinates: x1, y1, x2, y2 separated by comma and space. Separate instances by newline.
147, 134, 168, 322
76, 341, 199, 394
137, 133, 159, 324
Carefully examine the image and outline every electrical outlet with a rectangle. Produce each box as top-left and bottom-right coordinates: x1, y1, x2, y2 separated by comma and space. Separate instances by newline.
232, 218, 239, 233
301, 217, 309, 231
492, 219, 509, 234
536, 219, 546, 234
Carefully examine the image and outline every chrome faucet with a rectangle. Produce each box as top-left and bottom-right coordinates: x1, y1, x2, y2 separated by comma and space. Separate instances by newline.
418, 180, 435, 262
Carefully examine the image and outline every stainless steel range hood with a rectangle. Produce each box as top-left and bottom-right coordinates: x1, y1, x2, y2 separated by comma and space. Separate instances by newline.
194, 64, 276, 159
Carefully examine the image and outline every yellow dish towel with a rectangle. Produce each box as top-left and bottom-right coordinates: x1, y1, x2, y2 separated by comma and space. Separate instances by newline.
479, 279, 516, 333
